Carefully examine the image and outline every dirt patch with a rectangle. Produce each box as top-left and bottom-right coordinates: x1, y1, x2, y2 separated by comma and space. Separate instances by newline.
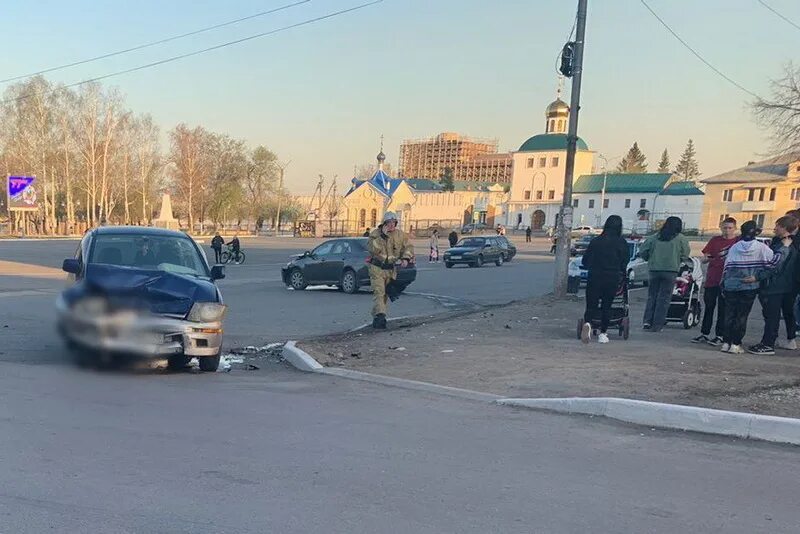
300, 291, 800, 418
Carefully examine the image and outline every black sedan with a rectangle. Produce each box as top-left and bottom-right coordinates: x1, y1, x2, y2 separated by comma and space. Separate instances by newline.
282, 238, 417, 294
56, 226, 227, 372
443, 236, 506, 268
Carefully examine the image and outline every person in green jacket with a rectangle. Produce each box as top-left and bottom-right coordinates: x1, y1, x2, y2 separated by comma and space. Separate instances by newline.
638, 216, 691, 332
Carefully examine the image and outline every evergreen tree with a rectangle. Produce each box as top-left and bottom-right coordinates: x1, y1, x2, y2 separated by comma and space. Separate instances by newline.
674, 139, 700, 181
439, 166, 455, 192
657, 149, 670, 173
615, 142, 648, 173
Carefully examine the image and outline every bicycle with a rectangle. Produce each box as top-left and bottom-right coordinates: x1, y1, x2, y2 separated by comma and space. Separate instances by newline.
220, 244, 246, 265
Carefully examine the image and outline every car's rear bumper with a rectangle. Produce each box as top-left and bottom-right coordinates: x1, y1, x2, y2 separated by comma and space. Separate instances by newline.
57, 308, 223, 358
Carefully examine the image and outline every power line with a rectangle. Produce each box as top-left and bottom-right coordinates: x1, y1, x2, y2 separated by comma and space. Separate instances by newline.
0, 0, 310, 85
1, 0, 383, 106
639, 0, 762, 100
758, 0, 800, 32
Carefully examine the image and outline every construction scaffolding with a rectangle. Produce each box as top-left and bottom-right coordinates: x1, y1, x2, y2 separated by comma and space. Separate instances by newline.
399, 132, 511, 184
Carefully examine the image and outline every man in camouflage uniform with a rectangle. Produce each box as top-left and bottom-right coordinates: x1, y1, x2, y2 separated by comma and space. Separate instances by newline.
367, 212, 414, 329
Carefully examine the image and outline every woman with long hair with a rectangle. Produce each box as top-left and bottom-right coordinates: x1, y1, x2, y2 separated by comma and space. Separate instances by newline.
580, 215, 629, 344
639, 216, 690, 332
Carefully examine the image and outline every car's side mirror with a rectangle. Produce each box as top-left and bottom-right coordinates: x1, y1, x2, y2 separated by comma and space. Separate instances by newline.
484, 243, 492, 248
62, 259, 81, 274
210, 265, 226, 280
304, 250, 313, 258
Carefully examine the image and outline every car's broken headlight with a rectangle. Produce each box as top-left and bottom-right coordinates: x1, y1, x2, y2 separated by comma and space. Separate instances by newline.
187, 302, 227, 322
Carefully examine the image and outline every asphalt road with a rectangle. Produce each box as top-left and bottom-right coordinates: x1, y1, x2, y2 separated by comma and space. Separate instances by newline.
1, 235, 798, 532
0, 236, 556, 356
1, 361, 799, 534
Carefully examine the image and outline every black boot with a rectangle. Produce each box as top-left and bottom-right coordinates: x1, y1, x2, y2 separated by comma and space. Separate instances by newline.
372, 313, 387, 329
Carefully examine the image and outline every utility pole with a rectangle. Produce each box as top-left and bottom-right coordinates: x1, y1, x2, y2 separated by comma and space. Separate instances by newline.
274, 160, 290, 235
553, 0, 588, 298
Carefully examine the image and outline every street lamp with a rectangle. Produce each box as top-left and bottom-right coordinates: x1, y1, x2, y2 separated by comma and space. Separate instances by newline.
597, 154, 622, 227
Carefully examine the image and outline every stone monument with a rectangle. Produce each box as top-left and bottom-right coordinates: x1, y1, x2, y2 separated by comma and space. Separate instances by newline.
152, 193, 180, 230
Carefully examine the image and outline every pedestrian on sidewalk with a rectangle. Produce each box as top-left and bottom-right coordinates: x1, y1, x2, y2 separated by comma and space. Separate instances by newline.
448, 230, 458, 248
363, 227, 371, 237
525, 226, 532, 242
748, 215, 799, 355
639, 216, 690, 332
580, 215, 629, 344
429, 229, 440, 262
211, 232, 224, 264
692, 217, 738, 346
366, 212, 414, 329
720, 221, 775, 354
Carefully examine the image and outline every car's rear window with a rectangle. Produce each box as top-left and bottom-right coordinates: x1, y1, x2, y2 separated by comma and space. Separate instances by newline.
90, 234, 208, 277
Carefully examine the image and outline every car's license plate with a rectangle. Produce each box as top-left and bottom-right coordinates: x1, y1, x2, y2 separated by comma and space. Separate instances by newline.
451, 255, 461, 259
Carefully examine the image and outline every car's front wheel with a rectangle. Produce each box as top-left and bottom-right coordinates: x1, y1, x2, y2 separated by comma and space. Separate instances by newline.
341, 269, 358, 294
289, 268, 307, 290
199, 354, 220, 372
495, 255, 504, 267
472, 255, 483, 268
445, 262, 453, 268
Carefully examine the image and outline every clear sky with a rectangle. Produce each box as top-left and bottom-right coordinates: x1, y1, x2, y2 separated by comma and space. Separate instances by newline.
3, 0, 798, 193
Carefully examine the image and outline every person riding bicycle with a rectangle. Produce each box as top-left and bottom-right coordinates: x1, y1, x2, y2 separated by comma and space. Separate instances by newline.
227, 234, 241, 256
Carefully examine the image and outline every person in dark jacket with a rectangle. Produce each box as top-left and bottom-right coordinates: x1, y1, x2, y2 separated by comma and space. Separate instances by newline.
227, 233, 241, 254
748, 215, 799, 355
580, 215, 629, 344
525, 226, 532, 242
448, 230, 459, 248
363, 227, 371, 237
211, 232, 224, 264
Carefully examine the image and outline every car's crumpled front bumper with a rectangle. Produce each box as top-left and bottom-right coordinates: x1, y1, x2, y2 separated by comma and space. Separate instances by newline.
56, 297, 222, 357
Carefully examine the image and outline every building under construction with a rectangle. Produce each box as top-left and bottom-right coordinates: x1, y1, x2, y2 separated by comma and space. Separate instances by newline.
398, 132, 512, 184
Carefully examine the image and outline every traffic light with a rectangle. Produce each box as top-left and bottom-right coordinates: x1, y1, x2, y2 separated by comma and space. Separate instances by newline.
559, 42, 575, 78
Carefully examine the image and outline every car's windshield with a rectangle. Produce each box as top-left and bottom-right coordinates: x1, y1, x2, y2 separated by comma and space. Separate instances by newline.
458, 238, 486, 247
89, 234, 209, 277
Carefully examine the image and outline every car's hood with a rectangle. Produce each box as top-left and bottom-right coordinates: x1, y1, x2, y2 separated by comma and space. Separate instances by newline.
64, 264, 218, 316
447, 246, 481, 254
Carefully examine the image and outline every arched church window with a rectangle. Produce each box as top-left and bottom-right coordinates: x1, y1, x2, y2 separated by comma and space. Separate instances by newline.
359, 209, 366, 228
370, 208, 377, 227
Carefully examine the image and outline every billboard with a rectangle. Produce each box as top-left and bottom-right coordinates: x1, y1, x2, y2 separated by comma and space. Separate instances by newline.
7, 175, 38, 211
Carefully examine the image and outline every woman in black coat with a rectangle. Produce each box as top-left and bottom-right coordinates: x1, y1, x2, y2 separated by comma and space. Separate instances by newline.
580, 215, 629, 344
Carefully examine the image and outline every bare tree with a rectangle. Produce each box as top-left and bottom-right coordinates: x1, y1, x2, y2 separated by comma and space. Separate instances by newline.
753, 63, 800, 156
169, 124, 211, 232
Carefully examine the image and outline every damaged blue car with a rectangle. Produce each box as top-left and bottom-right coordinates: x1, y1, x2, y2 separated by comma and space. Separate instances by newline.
56, 227, 227, 371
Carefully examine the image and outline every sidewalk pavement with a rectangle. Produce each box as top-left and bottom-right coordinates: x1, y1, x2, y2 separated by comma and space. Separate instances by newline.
299, 289, 800, 418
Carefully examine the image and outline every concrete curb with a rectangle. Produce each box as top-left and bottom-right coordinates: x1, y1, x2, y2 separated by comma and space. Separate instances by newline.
498, 397, 800, 446
281, 341, 323, 372
321, 368, 501, 402
282, 340, 498, 402
281, 341, 800, 445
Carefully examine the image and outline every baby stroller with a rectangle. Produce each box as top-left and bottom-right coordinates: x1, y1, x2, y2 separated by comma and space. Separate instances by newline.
576, 276, 630, 340
665, 256, 703, 329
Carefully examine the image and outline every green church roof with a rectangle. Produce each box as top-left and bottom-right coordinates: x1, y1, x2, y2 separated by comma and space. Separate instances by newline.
518, 133, 588, 152
573, 173, 672, 194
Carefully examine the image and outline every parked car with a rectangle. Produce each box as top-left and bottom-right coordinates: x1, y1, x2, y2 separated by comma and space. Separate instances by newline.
443, 236, 506, 268
567, 239, 649, 289
570, 234, 595, 257
281, 238, 417, 294
56, 226, 227, 371
495, 235, 517, 261
461, 223, 491, 235
570, 225, 597, 238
